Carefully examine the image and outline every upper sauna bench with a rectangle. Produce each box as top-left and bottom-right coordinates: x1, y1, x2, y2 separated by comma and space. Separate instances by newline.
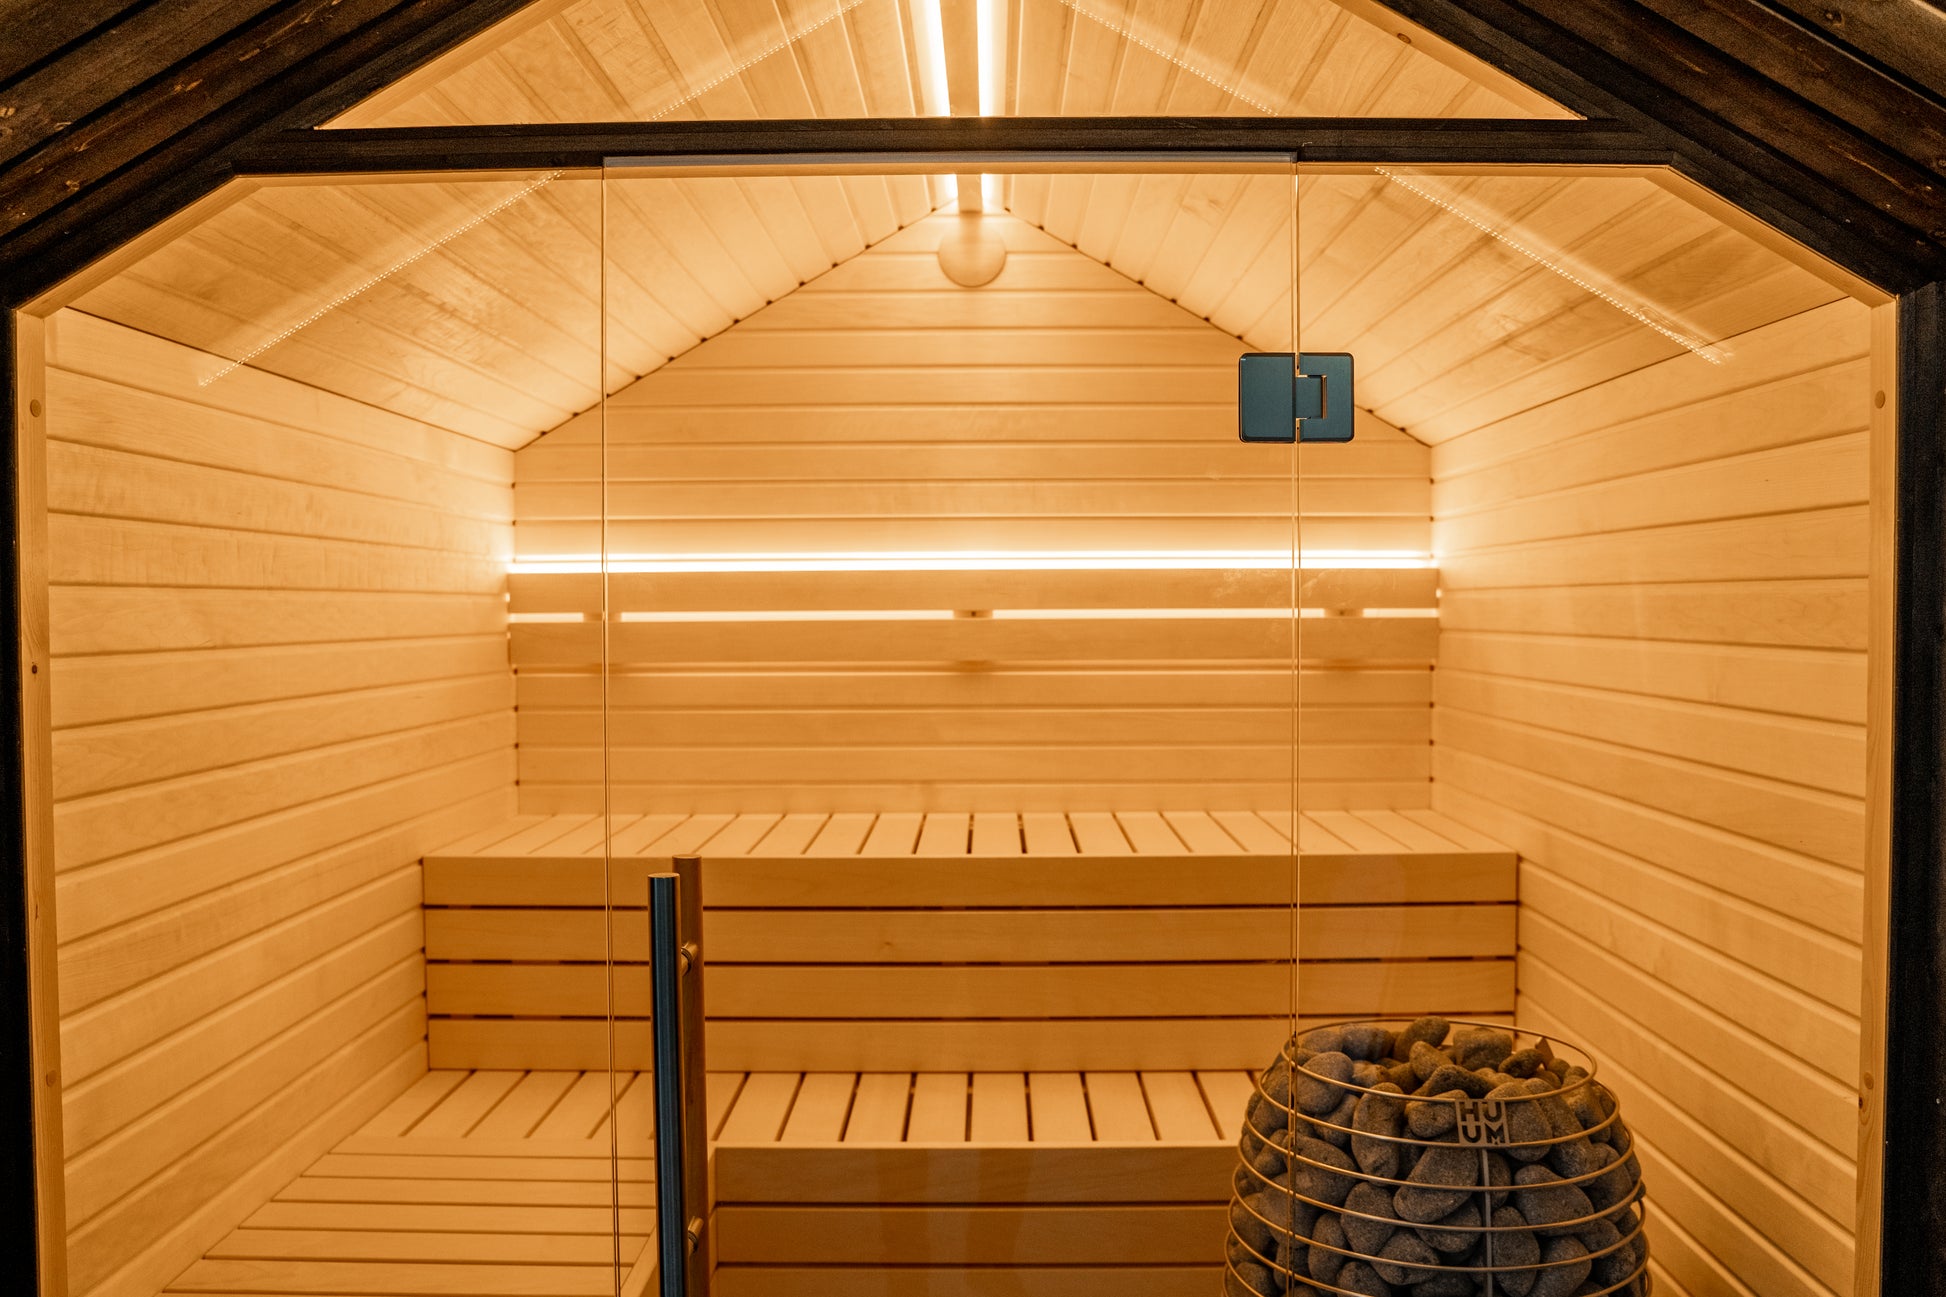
420, 808, 1517, 1075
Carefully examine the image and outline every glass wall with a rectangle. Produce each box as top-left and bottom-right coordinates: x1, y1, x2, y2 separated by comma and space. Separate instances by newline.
1293, 166, 1870, 1297
592, 159, 1303, 1287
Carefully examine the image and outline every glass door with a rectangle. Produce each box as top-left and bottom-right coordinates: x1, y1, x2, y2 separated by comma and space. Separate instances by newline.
594, 157, 1303, 1291
1281, 163, 1874, 1297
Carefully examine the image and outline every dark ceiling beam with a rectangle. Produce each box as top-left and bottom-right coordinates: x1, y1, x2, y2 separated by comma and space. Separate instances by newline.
0, 0, 535, 308
1762, 0, 1946, 105
1370, 0, 1946, 289
226, 115, 1664, 171
1632, 0, 1946, 176
0, 0, 152, 89
0, 0, 292, 171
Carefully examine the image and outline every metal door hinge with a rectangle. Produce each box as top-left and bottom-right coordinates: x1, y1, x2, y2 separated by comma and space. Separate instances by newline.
1238, 352, 1355, 443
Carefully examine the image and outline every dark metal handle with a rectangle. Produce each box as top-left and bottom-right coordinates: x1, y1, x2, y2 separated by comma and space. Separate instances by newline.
647, 872, 687, 1296
648, 858, 709, 1297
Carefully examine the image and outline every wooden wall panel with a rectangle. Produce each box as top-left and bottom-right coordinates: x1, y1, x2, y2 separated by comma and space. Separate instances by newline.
41, 311, 518, 1297
1430, 298, 1872, 1297
511, 211, 1435, 814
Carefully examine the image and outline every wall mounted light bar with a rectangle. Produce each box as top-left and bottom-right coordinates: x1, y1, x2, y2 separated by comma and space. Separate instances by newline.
508, 550, 1433, 575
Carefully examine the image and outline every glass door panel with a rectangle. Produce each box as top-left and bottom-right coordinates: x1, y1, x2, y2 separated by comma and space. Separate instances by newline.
1284, 164, 1874, 1297
598, 158, 1302, 1287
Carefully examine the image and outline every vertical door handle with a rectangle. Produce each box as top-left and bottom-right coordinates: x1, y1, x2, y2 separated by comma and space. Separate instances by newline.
648, 860, 708, 1296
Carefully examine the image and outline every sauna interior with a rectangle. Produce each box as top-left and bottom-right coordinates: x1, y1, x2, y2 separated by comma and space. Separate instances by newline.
19, 3, 1886, 1297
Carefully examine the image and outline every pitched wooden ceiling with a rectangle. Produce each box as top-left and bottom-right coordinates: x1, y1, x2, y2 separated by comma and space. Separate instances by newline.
67, 163, 1838, 450
326, 0, 1556, 128
4, 0, 1945, 310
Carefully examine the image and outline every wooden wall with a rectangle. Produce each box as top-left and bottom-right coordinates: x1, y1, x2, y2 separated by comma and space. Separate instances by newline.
510, 210, 1436, 814
1429, 298, 1871, 1297
41, 311, 516, 1297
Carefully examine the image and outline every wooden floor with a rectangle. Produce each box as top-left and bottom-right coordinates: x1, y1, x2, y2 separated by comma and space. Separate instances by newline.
163, 1070, 671, 1297
160, 1066, 1254, 1295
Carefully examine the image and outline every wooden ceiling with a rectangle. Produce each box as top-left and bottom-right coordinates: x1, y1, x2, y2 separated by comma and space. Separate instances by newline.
68, 162, 1838, 451
329, 0, 1557, 129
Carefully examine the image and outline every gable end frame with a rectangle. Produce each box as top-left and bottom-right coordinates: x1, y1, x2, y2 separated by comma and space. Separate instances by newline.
4, 2, 1946, 1295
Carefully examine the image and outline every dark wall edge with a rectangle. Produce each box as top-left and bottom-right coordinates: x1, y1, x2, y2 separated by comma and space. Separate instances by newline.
1885, 277, 1946, 1295
0, 305, 36, 1297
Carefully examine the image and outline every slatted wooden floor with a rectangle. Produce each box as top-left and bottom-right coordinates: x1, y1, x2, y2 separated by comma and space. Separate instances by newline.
164, 1070, 675, 1297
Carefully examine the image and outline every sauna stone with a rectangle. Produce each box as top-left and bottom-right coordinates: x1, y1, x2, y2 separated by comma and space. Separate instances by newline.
1490, 1206, 1543, 1297
1511, 1165, 1596, 1236
1351, 1084, 1406, 1177
1295, 1051, 1356, 1115
1397, 1146, 1479, 1222
1452, 1026, 1516, 1071
1487, 1081, 1553, 1153
1409, 1040, 1451, 1082
1291, 1135, 1360, 1206
1398, 1016, 1451, 1053
1374, 1231, 1443, 1285
1407, 1089, 1467, 1139
1337, 1259, 1394, 1296
1342, 1181, 1399, 1255
1343, 1023, 1397, 1061
1309, 1212, 1351, 1285
1226, 1256, 1277, 1297
1419, 1197, 1486, 1255
1530, 1236, 1593, 1297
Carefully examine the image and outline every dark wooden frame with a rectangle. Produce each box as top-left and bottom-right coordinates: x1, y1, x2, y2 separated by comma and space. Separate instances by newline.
3, 103, 1943, 1297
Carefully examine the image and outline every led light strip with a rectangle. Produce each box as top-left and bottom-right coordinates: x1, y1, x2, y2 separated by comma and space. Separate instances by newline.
1375, 168, 1727, 365
199, 170, 566, 386
509, 549, 1431, 575
511, 606, 1437, 623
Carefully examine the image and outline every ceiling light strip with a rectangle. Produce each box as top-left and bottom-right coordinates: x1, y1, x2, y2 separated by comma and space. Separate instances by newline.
509, 550, 1432, 574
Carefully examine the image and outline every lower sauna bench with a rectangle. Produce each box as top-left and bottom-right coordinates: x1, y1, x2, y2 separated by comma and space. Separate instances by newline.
411, 807, 1518, 1294
709, 1068, 1245, 1297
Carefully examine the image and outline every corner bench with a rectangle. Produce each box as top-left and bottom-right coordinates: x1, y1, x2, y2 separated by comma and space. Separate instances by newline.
418, 807, 1516, 1294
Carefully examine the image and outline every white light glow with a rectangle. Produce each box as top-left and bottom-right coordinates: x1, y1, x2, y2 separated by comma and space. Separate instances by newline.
912, 0, 952, 116
509, 549, 1432, 575
619, 609, 956, 622
976, 0, 1002, 115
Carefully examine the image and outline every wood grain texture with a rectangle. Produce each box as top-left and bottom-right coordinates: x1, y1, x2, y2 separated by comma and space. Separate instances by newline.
421, 807, 1513, 1071
40, 312, 517, 1297
163, 1069, 660, 1297
511, 209, 1435, 813
1430, 299, 1874, 1297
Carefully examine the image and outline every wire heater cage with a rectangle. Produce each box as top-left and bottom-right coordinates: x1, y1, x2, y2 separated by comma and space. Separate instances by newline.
1224, 1017, 1650, 1297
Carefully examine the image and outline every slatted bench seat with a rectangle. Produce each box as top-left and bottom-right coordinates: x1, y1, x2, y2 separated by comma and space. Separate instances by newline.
419, 807, 1515, 1293
422, 807, 1518, 1072
707, 1067, 1249, 1297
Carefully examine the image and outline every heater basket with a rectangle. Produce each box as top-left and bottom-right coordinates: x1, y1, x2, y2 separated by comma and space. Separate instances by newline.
1224, 1017, 1650, 1297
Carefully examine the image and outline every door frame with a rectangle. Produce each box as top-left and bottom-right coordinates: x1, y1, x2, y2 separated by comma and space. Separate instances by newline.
4, 123, 1941, 1297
